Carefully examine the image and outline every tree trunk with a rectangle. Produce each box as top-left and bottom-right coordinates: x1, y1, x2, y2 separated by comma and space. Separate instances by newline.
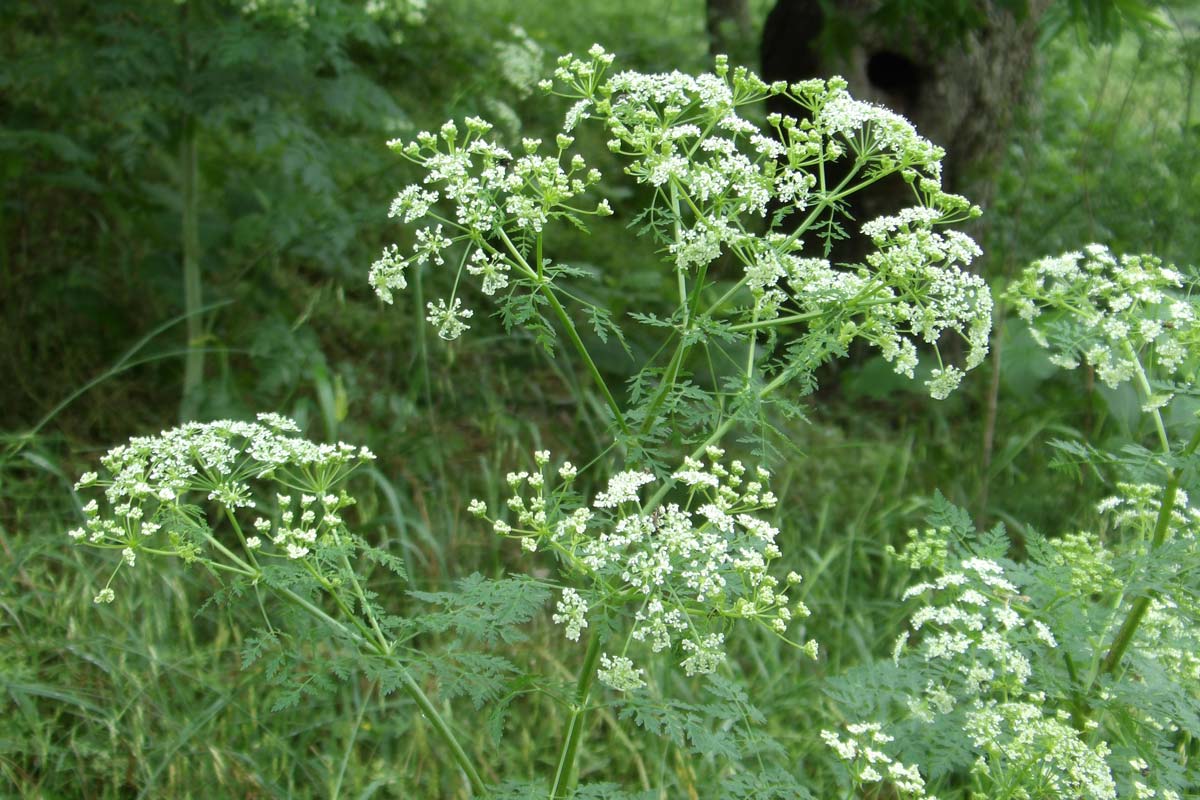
761, 0, 1049, 228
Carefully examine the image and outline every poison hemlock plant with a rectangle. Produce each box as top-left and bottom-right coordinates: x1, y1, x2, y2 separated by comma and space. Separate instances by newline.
822, 245, 1199, 799
68, 46, 1001, 797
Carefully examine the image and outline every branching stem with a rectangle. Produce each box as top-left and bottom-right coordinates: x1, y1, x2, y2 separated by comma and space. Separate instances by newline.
550, 632, 603, 799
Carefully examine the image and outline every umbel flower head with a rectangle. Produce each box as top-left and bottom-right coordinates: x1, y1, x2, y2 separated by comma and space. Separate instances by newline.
68, 413, 375, 603
1006, 244, 1199, 404
888, 552, 1119, 800
470, 446, 817, 691
371, 45, 991, 399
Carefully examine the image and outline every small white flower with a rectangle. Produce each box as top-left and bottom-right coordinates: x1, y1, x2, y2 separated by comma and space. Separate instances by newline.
552, 588, 589, 641
596, 653, 645, 691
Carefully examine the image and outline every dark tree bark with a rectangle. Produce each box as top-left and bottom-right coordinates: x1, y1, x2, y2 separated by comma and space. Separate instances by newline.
761, 0, 1049, 260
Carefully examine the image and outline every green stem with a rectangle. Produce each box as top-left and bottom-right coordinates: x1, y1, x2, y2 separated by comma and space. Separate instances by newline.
1126, 340, 1171, 453
274, 585, 489, 797
637, 335, 689, 438
340, 552, 390, 648
222, 507, 261, 571
643, 364, 797, 510
202, 531, 255, 575
331, 679, 374, 800
1097, 424, 1200, 676
496, 230, 630, 437
669, 182, 688, 328
550, 632, 603, 799
1087, 344, 1200, 689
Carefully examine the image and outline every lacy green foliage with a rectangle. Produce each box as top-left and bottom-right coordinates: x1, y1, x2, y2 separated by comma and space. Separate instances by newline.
371, 46, 993, 463
408, 573, 551, 646
864, 486, 1199, 800
821, 250, 1200, 799
618, 674, 774, 758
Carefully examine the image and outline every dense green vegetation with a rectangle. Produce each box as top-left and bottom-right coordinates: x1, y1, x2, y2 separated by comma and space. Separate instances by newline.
2, 2, 1198, 798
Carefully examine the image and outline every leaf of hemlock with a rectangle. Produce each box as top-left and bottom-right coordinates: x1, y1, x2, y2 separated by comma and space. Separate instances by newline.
616, 676, 782, 763
241, 628, 281, 668
408, 573, 550, 645
571, 783, 659, 800
718, 767, 813, 800
415, 648, 517, 709
361, 543, 407, 581
973, 522, 1011, 560
583, 303, 629, 353
628, 311, 677, 329
928, 490, 974, 537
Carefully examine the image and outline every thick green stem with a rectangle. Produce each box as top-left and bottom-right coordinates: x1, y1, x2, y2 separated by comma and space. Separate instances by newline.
340, 552, 390, 648
541, 284, 630, 438
1126, 340, 1171, 453
638, 336, 689, 438
274, 585, 489, 796
669, 182, 688, 327
1084, 343, 1200, 696
550, 632, 603, 799
1097, 424, 1200, 677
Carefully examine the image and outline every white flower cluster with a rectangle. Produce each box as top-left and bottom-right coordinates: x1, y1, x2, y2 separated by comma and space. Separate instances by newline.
1096, 481, 1199, 541
596, 653, 645, 692
546, 47, 991, 399
370, 116, 609, 339
371, 47, 991, 398
897, 558, 1055, 705
469, 446, 816, 688
1007, 245, 1199, 399
965, 701, 1116, 800
821, 722, 934, 799
250, 491, 354, 561
68, 414, 375, 601
894, 556, 1119, 798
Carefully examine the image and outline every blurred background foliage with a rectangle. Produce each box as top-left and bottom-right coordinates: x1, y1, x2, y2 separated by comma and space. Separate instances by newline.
1, 0, 1197, 796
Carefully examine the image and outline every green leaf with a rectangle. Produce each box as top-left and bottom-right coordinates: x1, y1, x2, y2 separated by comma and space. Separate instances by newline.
408, 573, 550, 645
